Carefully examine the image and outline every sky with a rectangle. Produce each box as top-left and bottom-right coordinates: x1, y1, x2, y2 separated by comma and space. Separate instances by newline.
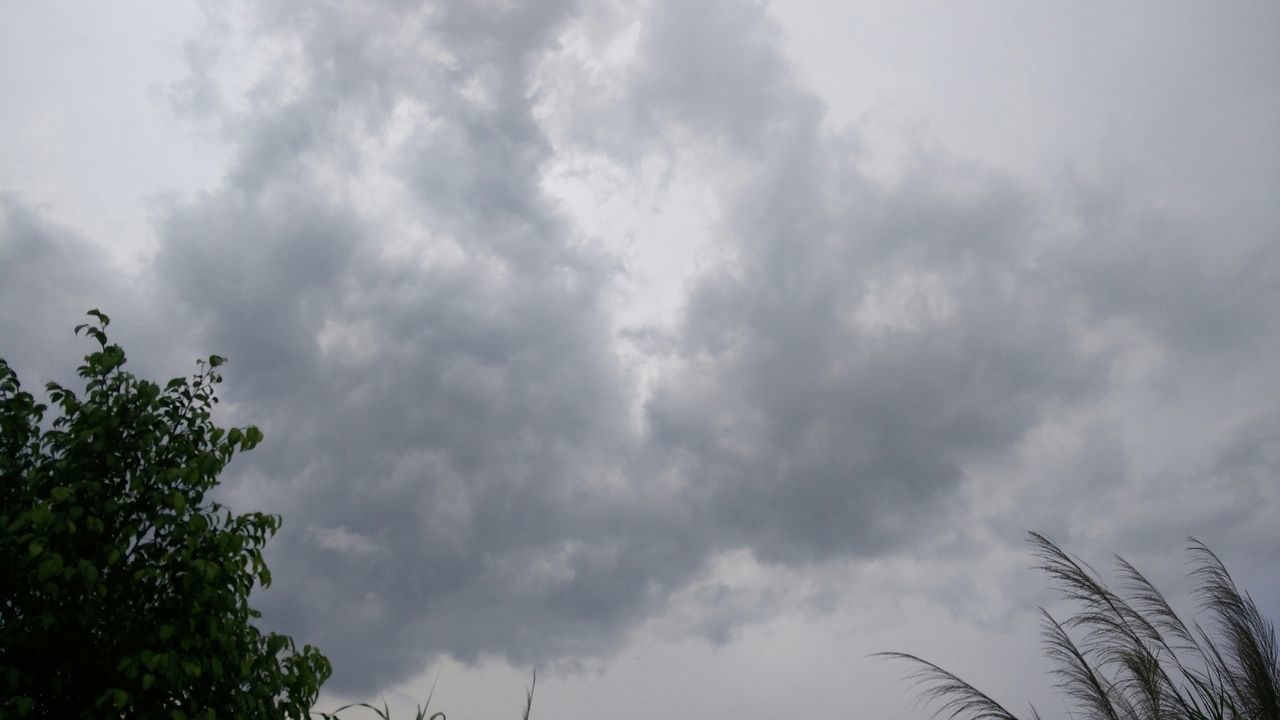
2, 1, 1279, 718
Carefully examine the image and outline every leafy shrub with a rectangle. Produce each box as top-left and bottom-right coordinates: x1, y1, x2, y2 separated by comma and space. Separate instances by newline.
0, 310, 330, 719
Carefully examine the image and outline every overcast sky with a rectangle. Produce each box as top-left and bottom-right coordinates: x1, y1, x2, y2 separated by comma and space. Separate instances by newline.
3, 1, 1279, 718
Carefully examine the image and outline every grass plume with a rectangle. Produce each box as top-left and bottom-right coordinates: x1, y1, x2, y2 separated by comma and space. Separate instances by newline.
882, 533, 1278, 720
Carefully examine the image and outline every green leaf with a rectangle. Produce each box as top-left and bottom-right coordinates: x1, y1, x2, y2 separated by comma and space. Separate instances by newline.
86, 308, 110, 326
38, 555, 64, 581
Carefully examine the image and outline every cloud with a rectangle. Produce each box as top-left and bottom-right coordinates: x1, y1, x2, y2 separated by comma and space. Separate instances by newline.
143, 0, 696, 693
0, 196, 144, 383
627, 0, 1103, 563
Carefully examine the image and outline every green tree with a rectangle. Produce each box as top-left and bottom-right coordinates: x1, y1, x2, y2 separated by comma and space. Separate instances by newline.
0, 310, 330, 719
882, 532, 1279, 720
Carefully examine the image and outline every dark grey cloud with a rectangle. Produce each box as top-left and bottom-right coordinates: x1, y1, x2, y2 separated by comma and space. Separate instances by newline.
610, 0, 1276, 650
145, 0, 705, 693
630, 0, 817, 148
0, 196, 152, 383
627, 0, 1101, 563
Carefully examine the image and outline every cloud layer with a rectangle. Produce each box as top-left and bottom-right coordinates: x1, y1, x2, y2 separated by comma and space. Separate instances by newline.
3, 0, 1278, 700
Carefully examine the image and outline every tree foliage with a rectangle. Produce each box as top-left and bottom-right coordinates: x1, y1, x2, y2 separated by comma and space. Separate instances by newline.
882, 532, 1279, 720
0, 310, 330, 719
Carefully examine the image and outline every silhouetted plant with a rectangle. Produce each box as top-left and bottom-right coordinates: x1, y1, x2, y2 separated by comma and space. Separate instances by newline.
311, 668, 536, 720
310, 697, 443, 720
881, 532, 1278, 720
